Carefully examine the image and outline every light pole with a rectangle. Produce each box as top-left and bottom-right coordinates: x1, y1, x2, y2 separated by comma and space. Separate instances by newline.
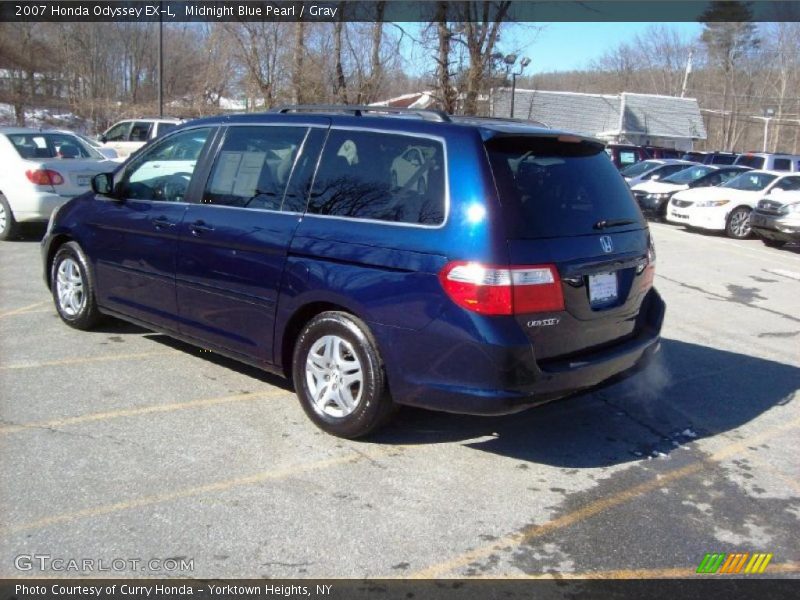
502, 54, 531, 119
761, 107, 775, 153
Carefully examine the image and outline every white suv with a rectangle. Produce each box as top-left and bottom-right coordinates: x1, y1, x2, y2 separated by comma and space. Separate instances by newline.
99, 118, 183, 159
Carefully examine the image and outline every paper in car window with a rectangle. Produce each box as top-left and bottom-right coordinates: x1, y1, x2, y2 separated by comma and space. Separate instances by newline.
210, 151, 266, 197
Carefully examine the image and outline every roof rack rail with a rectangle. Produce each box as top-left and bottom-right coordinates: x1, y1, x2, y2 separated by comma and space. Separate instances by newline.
450, 114, 550, 128
271, 104, 451, 123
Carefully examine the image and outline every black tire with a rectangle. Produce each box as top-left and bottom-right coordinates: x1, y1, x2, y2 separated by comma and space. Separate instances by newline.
761, 238, 786, 248
292, 311, 395, 438
51, 241, 103, 330
0, 193, 20, 241
725, 206, 752, 239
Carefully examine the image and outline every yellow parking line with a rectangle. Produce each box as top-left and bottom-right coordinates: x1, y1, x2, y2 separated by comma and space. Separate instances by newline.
411, 416, 800, 578
0, 390, 287, 435
0, 301, 48, 318
0, 446, 394, 535
462, 561, 800, 579
0, 349, 177, 370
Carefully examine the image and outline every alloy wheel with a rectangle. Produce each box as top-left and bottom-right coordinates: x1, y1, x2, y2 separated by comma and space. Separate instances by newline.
56, 258, 86, 317
305, 334, 364, 418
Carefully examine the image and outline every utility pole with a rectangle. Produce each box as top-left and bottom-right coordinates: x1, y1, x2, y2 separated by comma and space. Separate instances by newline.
680, 50, 693, 98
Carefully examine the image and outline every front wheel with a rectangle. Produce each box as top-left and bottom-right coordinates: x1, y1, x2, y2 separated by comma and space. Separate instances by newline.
726, 207, 752, 239
292, 311, 395, 438
51, 241, 103, 330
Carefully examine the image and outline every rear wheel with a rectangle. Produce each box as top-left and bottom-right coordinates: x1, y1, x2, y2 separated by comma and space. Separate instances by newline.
292, 311, 395, 438
51, 242, 103, 330
761, 238, 787, 248
0, 193, 20, 241
726, 207, 752, 239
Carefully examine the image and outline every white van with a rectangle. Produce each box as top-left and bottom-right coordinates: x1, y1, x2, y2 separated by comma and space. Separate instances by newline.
99, 118, 183, 160
733, 152, 800, 172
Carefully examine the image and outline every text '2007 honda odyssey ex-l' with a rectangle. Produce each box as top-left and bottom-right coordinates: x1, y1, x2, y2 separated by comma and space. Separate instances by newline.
42, 105, 665, 438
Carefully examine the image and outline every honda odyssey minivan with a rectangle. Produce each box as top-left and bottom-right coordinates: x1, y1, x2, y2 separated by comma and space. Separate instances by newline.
42, 106, 665, 438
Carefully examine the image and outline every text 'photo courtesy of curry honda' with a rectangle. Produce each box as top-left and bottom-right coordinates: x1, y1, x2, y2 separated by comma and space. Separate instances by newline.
41, 105, 665, 438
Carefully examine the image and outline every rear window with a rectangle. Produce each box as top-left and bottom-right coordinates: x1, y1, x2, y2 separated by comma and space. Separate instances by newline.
710, 154, 736, 165
735, 155, 765, 169
487, 136, 644, 239
7, 133, 102, 159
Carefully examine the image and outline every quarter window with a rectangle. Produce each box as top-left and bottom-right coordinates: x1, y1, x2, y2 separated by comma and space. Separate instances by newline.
308, 129, 446, 226
204, 126, 308, 210
773, 158, 791, 171
120, 128, 212, 202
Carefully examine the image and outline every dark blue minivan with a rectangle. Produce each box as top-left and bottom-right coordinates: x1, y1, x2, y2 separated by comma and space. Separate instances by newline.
42, 106, 664, 438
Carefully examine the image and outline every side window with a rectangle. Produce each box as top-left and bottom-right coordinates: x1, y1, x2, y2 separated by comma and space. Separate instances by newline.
308, 129, 446, 226
718, 171, 739, 184
130, 121, 154, 142
772, 158, 791, 171
104, 121, 131, 142
203, 126, 308, 210
120, 128, 212, 202
703, 173, 722, 186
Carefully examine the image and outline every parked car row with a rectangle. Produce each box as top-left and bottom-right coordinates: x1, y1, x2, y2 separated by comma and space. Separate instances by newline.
606, 141, 800, 174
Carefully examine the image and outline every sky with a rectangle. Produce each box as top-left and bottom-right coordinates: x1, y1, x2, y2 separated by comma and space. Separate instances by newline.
399, 21, 703, 77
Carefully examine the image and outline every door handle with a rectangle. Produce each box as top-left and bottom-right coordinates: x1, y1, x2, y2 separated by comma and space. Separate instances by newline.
151, 216, 175, 229
189, 220, 214, 235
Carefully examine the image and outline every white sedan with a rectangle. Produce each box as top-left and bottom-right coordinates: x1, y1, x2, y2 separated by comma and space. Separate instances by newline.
666, 170, 800, 239
0, 128, 117, 240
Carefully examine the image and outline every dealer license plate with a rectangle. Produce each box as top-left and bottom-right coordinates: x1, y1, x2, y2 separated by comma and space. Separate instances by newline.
588, 272, 618, 305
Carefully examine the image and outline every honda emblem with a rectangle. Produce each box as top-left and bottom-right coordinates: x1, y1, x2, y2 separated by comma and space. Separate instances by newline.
600, 236, 614, 253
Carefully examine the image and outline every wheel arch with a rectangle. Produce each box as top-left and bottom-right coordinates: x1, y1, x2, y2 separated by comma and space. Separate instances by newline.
279, 301, 355, 380
45, 234, 75, 289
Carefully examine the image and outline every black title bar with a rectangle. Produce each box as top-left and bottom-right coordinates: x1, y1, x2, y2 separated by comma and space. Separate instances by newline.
1, 1, 800, 23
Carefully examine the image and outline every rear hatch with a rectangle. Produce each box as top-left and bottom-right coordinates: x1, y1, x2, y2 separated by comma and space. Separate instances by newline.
486, 135, 655, 361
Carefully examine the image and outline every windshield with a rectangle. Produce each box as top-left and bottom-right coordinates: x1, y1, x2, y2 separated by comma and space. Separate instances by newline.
722, 172, 777, 191
619, 160, 661, 178
7, 132, 104, 160
662, 165, 715, 185
487, 136, 644, 239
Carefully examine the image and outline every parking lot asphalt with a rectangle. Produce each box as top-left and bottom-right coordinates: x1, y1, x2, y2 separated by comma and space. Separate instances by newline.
0, 223, 798, 579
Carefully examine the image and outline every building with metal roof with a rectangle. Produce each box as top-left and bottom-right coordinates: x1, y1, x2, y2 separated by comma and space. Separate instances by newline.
491, 89, 707, 150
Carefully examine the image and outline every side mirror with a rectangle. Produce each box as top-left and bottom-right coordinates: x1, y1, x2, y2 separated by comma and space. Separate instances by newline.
98, 134, 107, 144
91, 173, 115, 196
651, 174, 661, 180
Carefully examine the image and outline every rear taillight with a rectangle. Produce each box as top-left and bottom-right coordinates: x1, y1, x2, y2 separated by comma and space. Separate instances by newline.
26, 169, 64, 186
641, 236, 656, 289
439, 262, 564, 315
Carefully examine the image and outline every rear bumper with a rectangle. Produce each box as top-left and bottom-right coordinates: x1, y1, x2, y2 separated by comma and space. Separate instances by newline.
379, 288, 666, 415
750, 212, 800, 242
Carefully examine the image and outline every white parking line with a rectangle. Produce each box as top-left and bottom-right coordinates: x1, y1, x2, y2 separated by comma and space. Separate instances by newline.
766, 268, 800, 281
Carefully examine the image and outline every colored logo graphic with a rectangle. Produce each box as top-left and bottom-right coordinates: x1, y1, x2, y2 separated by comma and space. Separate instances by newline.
696, 552, 773, 574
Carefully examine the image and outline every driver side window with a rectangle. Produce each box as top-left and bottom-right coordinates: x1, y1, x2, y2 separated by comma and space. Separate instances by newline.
120, 128, 212, 202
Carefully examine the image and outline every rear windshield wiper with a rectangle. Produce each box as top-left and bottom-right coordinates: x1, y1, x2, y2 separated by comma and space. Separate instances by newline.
594, 218, 637, 230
